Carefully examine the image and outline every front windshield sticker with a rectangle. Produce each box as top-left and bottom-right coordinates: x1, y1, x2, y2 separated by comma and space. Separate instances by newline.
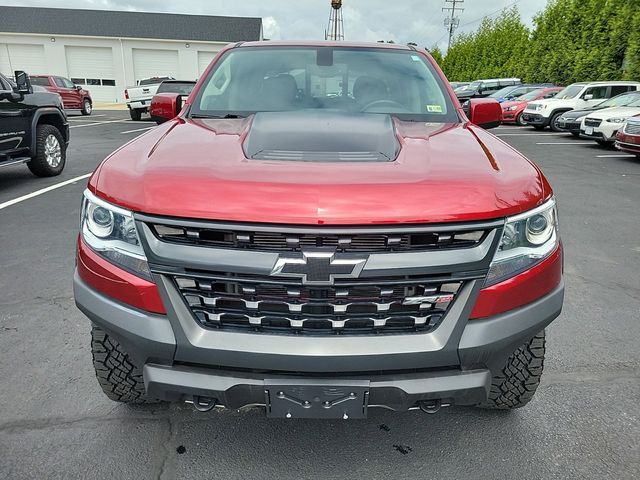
426, 105, 443, 113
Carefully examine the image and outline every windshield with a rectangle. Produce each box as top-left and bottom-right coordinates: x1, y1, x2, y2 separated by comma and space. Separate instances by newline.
517, 89, 545, 101
627, 97, 640, 107
157, 82, 195, 95
30, 77, 49, 86
190, 47, 458, 122
489, 86, 519, 98
597, 92, 640, 108
554, 85, 584, 99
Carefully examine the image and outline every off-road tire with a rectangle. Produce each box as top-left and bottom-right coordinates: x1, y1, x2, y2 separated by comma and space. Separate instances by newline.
596, 139, 612, 148
533, 125, 545, 131
129, 108, 142, 121
480, 330, 545, 409
515, 113, 527, 126
81, 99, 92, 116
91, 325, 157, 404
549, 112, 564, 132
571, 131, 580, 137
27, 124, 66, 177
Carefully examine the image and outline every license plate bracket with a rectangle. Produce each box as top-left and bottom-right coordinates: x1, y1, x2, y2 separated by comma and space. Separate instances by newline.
585, 126, 594, 135
265, 379, 370, 419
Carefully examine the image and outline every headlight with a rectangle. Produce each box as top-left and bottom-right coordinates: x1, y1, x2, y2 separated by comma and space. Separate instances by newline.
606, 117, 628, 124
504, 106, 518, 111
485, 198, 559, 287
572, 115, 585, 123
81, 190, 152, 281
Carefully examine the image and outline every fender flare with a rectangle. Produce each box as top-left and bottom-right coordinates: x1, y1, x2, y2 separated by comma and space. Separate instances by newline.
30, 108, 68, 150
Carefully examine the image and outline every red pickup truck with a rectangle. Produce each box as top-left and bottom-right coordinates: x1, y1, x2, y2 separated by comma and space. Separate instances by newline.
30, 75, 93, 115
74, 42, 563, 419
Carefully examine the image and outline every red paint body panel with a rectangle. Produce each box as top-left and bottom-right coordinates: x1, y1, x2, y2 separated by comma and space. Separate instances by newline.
150, 93, 182, 122
470, 244, 563, 319
77, 237, 166, 314
31, 75, 92, 109
89, 117, 551, 225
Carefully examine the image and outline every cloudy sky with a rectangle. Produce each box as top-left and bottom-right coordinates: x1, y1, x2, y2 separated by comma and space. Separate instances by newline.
7, 0, 548, 51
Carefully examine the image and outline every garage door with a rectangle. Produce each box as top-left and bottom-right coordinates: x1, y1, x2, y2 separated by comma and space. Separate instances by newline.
132, 49, 178, 84
65, 46, 116, 102
0, 44, 46, 77
197, 51, 217, 77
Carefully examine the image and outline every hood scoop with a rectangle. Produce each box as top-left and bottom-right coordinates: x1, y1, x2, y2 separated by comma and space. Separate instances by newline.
243, 111, 399, 162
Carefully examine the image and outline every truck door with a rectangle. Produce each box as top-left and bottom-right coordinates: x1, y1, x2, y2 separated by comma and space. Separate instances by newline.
0, 74, 30, 157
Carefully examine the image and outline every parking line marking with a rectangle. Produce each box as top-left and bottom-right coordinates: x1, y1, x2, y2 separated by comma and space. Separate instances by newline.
0, 173, 91, 211
68, 115, 106, 120
536, 142, 583, 145
120, 126, 155, 134
70, 119, 130, 129
597, 154, 635, 158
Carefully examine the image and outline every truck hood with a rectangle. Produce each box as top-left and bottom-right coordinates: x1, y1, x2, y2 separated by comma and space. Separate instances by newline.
585, 106, 640, 120
90, 113, 551, 225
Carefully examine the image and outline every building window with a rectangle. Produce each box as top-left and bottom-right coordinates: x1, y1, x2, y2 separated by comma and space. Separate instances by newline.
102, 79, 116, 86
86, 78, 101, 86
71, 78, 85, 85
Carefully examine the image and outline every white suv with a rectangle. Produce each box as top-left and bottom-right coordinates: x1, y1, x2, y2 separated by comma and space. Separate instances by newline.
522, 81, 640, 131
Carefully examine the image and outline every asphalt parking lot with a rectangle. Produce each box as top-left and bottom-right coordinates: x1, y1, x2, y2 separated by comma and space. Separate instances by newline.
0, 111, 638, 479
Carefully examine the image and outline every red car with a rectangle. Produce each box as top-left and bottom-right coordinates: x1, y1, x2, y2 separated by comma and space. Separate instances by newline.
615, 115, 640, 157
30, 75, 93, 115
74, 42, 563, 418
502, 87, 563, 125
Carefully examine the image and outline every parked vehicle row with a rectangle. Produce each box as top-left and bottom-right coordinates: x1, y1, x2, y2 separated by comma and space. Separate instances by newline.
125, 76, 175, 121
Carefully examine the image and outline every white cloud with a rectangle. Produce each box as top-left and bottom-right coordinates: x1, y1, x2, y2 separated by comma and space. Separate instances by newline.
262, 16, 281, 40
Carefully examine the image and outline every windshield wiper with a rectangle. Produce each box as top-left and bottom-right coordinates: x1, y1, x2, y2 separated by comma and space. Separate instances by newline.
190, 113, 246, 119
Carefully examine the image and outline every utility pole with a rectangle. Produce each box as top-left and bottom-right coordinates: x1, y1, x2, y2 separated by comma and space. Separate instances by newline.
442, 0, 464, 51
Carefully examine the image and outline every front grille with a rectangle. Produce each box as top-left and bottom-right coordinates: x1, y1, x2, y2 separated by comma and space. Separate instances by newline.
624, 121, 640, 135
173, 274, 463, 335
150, 224, 486, 253
584, 118, 602, 127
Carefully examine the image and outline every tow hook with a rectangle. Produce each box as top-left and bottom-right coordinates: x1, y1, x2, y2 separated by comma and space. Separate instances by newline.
418, 399, 442, 414
192, 396, 217, 412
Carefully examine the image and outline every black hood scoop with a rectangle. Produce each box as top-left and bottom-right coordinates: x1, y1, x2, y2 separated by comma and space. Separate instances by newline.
243, 111, 400, 162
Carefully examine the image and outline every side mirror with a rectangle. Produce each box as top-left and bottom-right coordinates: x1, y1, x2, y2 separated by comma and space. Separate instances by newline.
150, 92, 184, 123
583, 93, 594, 101
467, 98, 502, 129
75, 85, 82, 90
14, 70, 32, 94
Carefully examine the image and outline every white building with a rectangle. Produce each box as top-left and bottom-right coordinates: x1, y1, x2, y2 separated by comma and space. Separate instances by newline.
0, 6, 263, 103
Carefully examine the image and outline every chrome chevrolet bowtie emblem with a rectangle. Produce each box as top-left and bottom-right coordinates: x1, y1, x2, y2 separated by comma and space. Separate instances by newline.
270, 251, 367, 285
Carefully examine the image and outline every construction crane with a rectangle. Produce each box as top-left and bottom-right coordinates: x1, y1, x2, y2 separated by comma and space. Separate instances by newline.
325, 0, 344, 41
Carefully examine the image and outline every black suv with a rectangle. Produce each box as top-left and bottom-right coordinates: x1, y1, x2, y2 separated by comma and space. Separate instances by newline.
0, 71, 69, 177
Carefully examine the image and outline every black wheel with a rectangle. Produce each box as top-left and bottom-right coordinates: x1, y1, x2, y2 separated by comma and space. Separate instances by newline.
81, 99, 92, 116
129, 108, 142, 121
533, 125, 545, 131
571, 131, 580, 137
27, 124, 66, 177
515, 113, 527, 126
549, 112, 564, 132
480, 331, 545, 410
91, 325, 158, 404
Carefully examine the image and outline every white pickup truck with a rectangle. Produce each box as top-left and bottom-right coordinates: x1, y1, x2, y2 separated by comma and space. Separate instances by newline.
125, 76, 174, 121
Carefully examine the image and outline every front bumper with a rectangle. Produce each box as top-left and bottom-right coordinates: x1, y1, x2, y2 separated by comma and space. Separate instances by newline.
556, 119, 581, 133
521, 112, 549, 127
74, 271, 564, 410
